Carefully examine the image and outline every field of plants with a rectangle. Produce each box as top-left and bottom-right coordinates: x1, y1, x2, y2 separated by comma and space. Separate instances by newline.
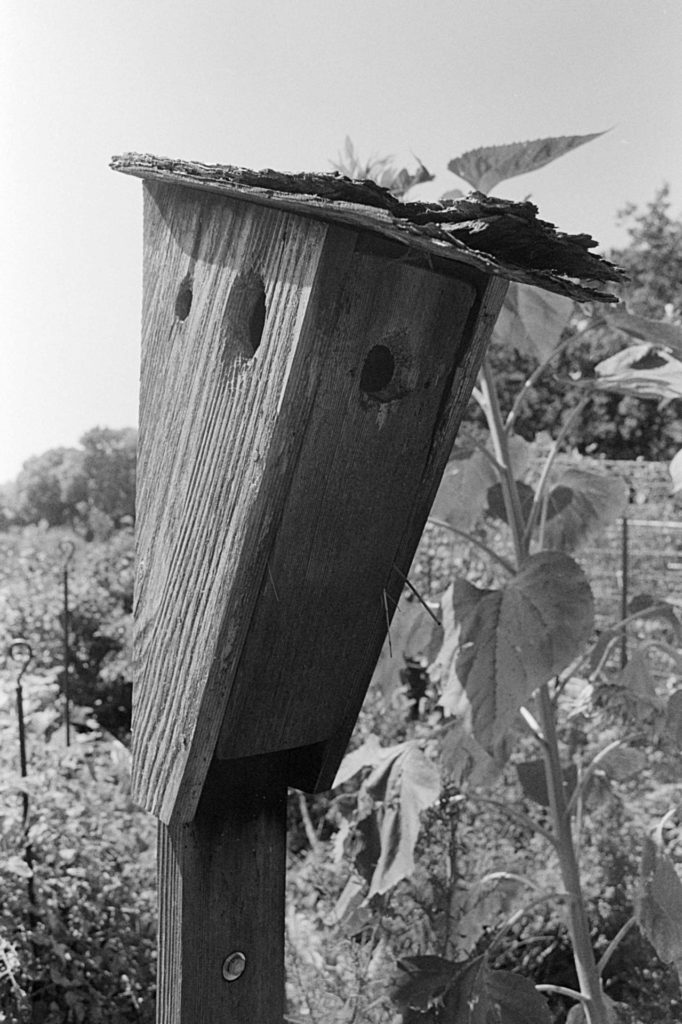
1, 136, 682, 1024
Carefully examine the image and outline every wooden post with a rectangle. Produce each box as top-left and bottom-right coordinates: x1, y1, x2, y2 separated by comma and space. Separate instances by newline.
156, 756, 287, 1023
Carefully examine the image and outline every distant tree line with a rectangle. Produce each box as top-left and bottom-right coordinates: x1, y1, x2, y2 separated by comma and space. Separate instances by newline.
0, 426, 136, 535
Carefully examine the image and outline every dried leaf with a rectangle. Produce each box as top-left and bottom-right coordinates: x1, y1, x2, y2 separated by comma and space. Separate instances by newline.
448, 132, 607, 194
636, 835, 682, 978
542, 468, 629, 552
491, 282, 575, 360
333, 734, 405, 788
356, 743, 440, 898
594, 344, 682, 402
454, 552, 594, 755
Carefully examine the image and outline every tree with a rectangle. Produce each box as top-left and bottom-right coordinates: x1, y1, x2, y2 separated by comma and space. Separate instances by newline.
80, 426, 136, 528
13, 448, 88, 527
6, 427, 137, 532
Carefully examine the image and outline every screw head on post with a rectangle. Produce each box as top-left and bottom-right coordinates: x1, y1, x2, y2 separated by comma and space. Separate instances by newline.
222, 951, 246, 982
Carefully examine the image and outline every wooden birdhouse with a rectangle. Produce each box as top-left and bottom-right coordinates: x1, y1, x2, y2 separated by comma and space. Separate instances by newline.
112, 152, 622, 1023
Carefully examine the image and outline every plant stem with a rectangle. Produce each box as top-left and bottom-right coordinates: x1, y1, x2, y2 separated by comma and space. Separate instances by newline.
523, 394, 591, 547
453, 793, 558, 849
536, 682, 608, 1024
597, 915, 637, 975
479, 358, 527, 566
505, 316, 604, 433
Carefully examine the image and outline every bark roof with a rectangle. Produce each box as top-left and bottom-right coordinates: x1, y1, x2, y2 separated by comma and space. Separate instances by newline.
111, 152, 626, 303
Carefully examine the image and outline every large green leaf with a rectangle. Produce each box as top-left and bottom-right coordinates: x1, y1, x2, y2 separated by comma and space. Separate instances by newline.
393, 955, 551, 1023
636, 835, 682, 978
491, 282, 575, 360
447, 131, 606, 194
594, 344, 682, 401
542, 468, 629, 552
432, 436, 534, 533
353, 742, 440, 898
606, 307, 682, 360
453, 553, 594, 755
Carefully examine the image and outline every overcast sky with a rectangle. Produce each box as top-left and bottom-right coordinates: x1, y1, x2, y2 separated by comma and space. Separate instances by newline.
2, 0, 681, 483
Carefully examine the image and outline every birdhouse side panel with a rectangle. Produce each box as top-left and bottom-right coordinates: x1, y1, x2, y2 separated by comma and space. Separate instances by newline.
216, 246, 484, 763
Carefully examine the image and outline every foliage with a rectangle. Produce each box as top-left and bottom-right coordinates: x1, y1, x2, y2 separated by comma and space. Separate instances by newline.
6, 427, 136, 534
0, 525, 135, 738
0, 676, 155, 1022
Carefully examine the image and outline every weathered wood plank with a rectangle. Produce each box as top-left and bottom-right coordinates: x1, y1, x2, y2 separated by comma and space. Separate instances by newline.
216, 242, 487, 767
133, 182, 358, 823
155, 755, 287, 1024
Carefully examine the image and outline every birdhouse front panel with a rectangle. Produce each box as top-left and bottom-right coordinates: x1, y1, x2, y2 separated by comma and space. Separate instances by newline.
215, 237, 489, 783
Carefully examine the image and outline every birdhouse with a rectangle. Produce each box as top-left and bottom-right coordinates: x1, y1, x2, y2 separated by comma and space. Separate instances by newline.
112, 153, 623, 1023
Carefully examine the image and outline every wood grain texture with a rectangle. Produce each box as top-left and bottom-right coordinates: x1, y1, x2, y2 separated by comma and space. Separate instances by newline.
133, 181, 358, 823
155, 756, 287, 1024
133, 180, 506, 823
216, 243, 485, 768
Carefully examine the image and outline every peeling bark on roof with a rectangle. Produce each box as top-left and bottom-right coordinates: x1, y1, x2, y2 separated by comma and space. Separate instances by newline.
111, 152, 626, 303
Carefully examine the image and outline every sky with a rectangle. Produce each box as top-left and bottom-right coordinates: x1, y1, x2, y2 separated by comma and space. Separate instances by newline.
2, 0, 681, 484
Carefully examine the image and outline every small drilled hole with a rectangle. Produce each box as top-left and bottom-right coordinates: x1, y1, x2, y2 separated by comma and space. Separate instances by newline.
175, 279, 193, 321
360, 345, 395, 394
248, 281, 266, 355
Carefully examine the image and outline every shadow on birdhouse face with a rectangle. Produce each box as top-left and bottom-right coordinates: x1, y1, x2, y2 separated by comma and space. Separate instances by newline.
221, 269, 267, 366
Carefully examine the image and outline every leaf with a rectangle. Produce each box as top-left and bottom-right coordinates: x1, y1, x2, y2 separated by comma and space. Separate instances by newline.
333, 734, 406, 788
454, 552, 594, 755
594, 344, 682, 402
433, 580, 493, 718
431, 451, 497, 532
432, 436, 535, 533
6, 854, 33, 879
670, 450, 682, 494
441, 719, 501, 789
440, 957, 551, 1024
606, 306, 682, 360
597, 745, 647, 782
614, 649, 659, 702
447, 131, 607, 194
392, 955, 463, 1013
666, 690, 682, 748
359, 743, 440, 897
486, 480, 535, 527
542, 469, 629, 552
491, 282, 575, 360
516, 759, 577, 807
636, 835, 682, 977
369, 591, 443, 701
